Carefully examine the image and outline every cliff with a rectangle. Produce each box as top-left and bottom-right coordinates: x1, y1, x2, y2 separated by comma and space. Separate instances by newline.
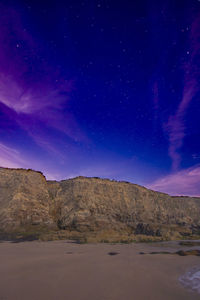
0, 167, 200, 241
0, 168, 54, 230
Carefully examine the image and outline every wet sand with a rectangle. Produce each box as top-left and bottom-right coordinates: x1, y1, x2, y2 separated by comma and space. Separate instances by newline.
0, 241, 199, 300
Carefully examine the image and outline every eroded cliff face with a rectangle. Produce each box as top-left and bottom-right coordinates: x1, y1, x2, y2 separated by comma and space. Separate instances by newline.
0, 168, 54, 230
48, 177, 200, 237
0, 167, 200, 240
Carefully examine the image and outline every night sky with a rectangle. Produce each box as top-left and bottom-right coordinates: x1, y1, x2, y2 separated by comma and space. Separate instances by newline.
0, 0, 200, 196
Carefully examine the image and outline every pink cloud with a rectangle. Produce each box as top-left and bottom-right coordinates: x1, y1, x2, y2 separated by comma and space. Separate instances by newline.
147, 165, 200, 196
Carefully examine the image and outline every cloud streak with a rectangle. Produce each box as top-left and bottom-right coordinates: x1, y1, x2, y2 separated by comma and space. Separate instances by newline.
0, 143, 28, 169
147, 164, 200, 196
0, 4, 87, 156
0, 141, 68, 180
165, 14, 200, 171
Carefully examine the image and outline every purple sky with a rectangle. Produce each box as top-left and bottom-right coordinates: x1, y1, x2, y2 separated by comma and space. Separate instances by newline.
0, 1, 200, 196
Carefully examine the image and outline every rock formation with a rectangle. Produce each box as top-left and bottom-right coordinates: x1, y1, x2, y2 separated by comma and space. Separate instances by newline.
0, 168, 54, 230
0, 167, 200, 241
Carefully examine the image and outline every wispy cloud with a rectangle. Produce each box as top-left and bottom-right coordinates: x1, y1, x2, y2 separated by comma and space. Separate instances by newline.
0, 143, 28, 168
0, 4, 87, 157
165, 14, 200, 171
147, 164, 200, 196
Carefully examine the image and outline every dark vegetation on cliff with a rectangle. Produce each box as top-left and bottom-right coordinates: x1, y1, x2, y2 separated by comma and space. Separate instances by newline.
0, 167, 200, 242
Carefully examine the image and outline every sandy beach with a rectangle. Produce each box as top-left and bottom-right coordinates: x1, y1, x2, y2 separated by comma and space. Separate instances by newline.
0, 241, 199, 300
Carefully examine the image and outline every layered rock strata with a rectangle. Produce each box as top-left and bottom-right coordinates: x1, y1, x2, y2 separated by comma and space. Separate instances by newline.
0, 167, 200, 239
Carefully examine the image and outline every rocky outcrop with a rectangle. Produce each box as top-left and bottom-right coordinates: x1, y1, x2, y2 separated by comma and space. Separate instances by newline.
0, 167, 200, 240
0, 168, 54, 230
49, 176, 200, 238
